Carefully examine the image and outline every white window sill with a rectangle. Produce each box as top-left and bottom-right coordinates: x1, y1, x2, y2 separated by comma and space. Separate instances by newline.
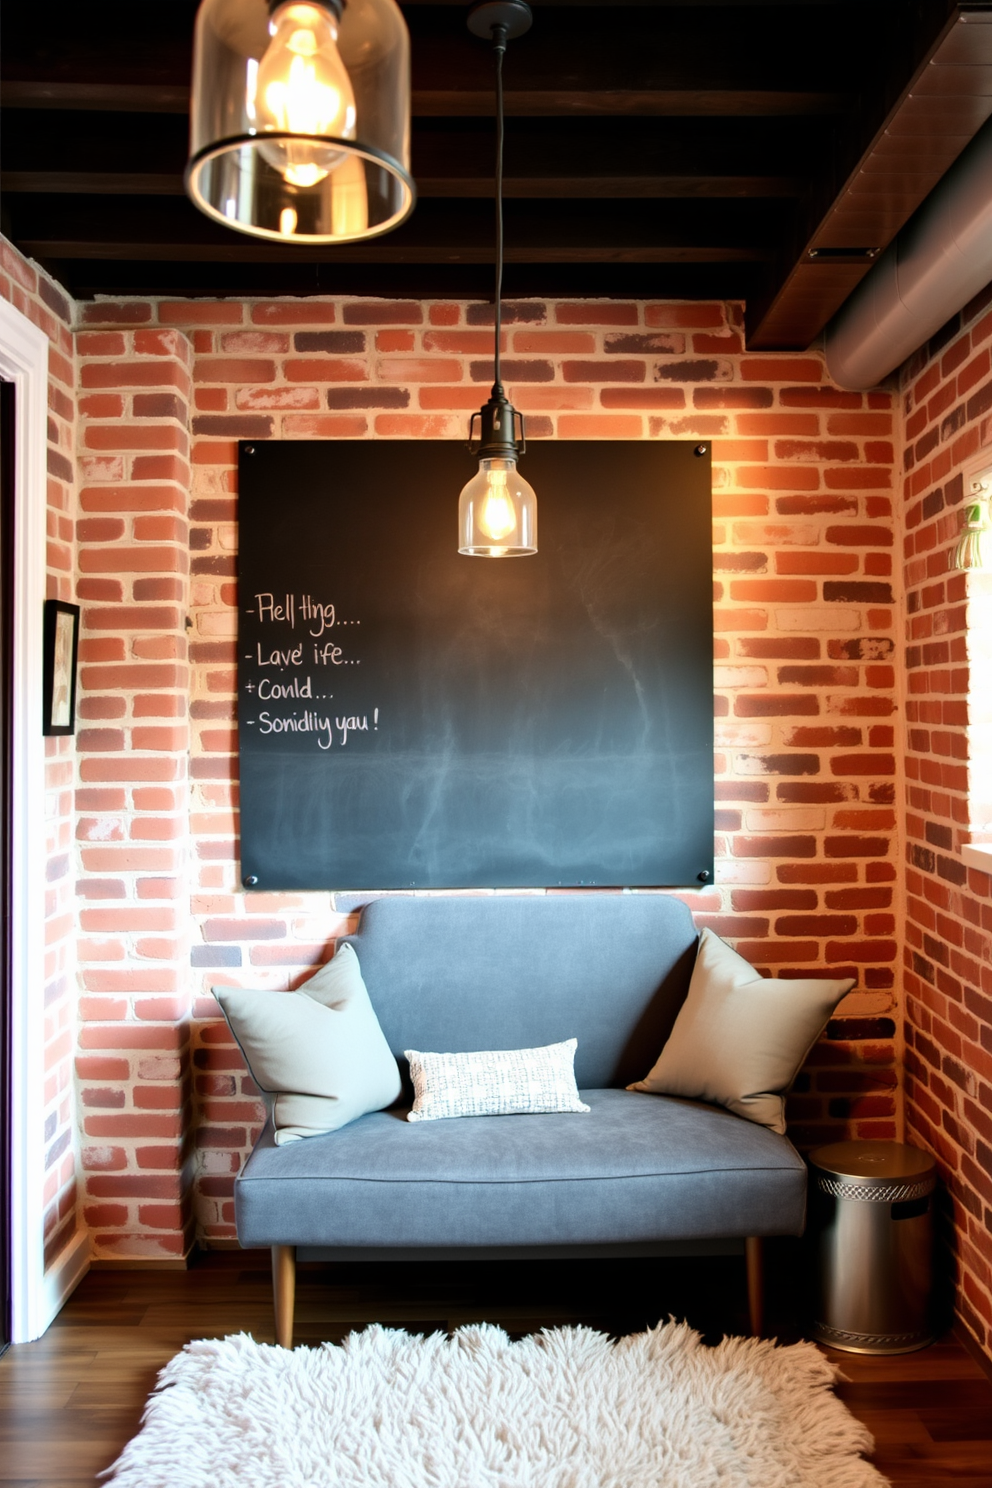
960, 843, 992, 874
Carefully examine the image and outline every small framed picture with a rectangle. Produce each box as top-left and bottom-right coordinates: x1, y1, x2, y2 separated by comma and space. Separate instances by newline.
43, 599, 80, 736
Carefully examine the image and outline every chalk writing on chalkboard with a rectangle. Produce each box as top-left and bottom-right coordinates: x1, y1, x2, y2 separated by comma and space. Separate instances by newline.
241, 591, 378, 750
237, 439, 714, 893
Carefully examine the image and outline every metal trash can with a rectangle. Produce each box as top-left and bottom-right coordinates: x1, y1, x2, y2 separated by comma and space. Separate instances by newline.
808, 1139, 936, 1354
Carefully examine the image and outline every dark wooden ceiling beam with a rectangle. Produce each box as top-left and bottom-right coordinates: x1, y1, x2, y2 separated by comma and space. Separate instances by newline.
10, 192, 779, 262
747, 3, 992, 348
0, 171, 801, 201
414, 89, 848, 117
1, 79, 849, 118
1, 82, 190, 112
0, 0, 968, 320
15, 238, 770, 265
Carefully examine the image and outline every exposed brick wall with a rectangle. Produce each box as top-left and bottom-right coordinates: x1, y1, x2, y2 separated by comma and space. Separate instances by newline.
0, 226, 907, 1275
0, 237, 80, 1270
900, 284, 992, 1360
76, 293, 900, 1253
74, 322, 195, 1259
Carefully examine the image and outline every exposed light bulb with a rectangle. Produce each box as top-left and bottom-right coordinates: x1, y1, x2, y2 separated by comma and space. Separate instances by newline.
478, 466, 516, 541
459, 456, 537, 556
254, 2, 356, 188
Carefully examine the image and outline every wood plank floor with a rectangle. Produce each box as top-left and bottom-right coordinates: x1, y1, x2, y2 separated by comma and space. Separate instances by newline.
1, 1244, 990, 1487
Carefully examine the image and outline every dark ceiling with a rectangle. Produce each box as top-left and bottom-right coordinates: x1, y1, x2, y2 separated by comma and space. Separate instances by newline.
3, 0, 992, 345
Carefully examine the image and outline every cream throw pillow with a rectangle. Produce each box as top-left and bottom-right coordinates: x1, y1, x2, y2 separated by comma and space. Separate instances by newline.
214, 943, 401, 1144
405, 1040, 590, 1122
627, 929, 855, 1134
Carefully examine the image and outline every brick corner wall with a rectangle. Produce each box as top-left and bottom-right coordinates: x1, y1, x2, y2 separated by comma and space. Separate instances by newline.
900, 282, 992, 1359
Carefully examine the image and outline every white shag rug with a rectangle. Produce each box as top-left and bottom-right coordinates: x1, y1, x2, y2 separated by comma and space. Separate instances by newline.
102, 1320, 888, 1488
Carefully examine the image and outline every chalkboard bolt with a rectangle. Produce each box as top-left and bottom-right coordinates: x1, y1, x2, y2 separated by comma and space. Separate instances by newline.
696, 869, 711, 882
244, 445, 255, 456
694, 444, 708, 457
243, 874, 259, 888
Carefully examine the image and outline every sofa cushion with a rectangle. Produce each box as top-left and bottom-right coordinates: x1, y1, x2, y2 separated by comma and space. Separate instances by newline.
340, 894, 700, 1090
213, 944, 402, 1144
406, 1040, 590, 1121
628, 929, 855, 1134
235, 1088, 807, 1248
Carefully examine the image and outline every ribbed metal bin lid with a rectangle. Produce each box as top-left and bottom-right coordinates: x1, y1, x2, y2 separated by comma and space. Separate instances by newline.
809, 1140, 936, 1198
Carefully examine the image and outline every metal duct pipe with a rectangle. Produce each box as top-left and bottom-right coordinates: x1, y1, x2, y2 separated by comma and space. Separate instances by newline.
823, 115, 992, 391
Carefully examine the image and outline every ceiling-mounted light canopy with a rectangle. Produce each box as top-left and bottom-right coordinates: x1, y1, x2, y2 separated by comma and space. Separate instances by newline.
186, 0, 414, 245
459, 0, 536, 558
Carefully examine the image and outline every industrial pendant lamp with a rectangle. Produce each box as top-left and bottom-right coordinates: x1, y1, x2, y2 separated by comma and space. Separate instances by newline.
458, 1, 537, 557
186, 0, 415, 245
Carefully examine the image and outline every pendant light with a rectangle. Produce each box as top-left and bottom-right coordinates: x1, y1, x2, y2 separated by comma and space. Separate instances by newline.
186, 0, 414, 245
458, 1, 537, 558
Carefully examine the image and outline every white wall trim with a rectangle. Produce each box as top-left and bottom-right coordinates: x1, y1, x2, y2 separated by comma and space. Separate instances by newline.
40, 1226, 90, 1325
0, 295, 60, 1342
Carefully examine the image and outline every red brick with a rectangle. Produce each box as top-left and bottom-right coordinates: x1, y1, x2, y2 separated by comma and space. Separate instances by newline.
694, 388, 774, 409
733, 940, 819, 962
281, 415, 367, 437
343, 301, 423, 324
84, 606, 181, 631
81, 362, 189, 391
376, 330, 415, 352
824, 836, 892, 857
78, 332, 126, 357
729, 579, 817, 603
557, 414, 643, 438
646, 304, 724, 328
284, 358, 368, 383
734, 835, 817, 858
252, 301, 337, 325
194, 359, 276, 383
831, 754, 896, 776
79, 393, 125, 419
557, 303, 638, 325
159, 302, 241, 326
825, 525, 894, 547
81, 301, 153, 326
563, 360, 645, 383
786, 555, 861, 580
741, 358, 823, 382
601, 388, 685, 409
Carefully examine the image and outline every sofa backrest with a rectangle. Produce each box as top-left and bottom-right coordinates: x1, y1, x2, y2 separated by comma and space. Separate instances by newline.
341, 894, 698, 1090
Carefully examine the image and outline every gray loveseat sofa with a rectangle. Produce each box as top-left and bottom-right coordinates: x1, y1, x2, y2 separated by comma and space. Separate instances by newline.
235, 893, 808, 1347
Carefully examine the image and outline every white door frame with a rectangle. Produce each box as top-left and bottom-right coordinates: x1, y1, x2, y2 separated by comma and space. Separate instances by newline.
0, 295, 61, 1341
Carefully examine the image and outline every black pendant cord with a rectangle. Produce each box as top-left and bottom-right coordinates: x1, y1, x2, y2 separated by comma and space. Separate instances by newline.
492, 23, 507, 400
464, 3, 529, 461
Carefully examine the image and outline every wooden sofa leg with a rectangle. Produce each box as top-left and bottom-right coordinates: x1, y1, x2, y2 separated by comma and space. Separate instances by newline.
745, 1236, 764, 1338
272, 1244, 296, 1349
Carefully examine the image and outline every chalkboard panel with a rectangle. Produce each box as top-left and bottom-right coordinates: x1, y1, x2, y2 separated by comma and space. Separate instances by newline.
237, 440, 713, 890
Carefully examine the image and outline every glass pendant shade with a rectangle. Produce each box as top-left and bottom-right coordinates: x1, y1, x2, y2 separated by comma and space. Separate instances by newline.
186, 0, 414, 244
953, 499, 992, 570
459, 456, 537, 556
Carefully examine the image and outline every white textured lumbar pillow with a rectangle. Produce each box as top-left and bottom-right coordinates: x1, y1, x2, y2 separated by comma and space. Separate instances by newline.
628, 928, 855, 1134
214, 943, 401, 1144
405, 1039, 590, 1122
